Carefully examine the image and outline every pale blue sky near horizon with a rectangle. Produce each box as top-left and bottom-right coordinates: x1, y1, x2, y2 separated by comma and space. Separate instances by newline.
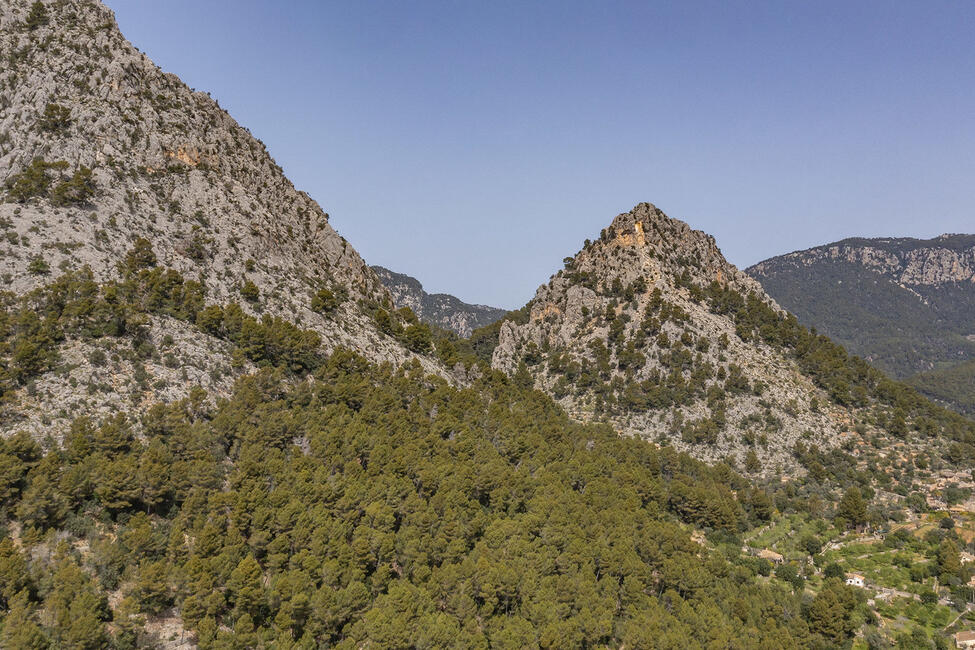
106, 0, 975, 309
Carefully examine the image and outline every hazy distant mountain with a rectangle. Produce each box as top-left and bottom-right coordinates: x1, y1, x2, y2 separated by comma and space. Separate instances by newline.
371, 266, 506, 337
748, 234, 975, 414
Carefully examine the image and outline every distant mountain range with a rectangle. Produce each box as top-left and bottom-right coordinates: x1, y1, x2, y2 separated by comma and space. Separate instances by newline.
748, 234, 975, 414
371, 266, 506, 337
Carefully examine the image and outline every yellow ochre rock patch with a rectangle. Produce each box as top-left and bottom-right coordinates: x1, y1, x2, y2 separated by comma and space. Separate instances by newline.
614, 221, 647, 248
165, 145, 209, 167
532, 302, 562, 321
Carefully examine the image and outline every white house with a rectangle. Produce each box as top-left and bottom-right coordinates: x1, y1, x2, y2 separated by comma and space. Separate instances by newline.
845, 573, 865, 588
954, 630, 975, 649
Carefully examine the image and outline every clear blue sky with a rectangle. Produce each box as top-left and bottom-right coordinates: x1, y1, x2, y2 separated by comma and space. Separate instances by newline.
107, 0, 975, 309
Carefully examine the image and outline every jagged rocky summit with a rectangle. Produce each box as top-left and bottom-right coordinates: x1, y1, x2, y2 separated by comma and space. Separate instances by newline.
491, 203, 852, 471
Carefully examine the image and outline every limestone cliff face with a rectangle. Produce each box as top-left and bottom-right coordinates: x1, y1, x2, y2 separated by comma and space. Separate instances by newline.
747, 234, 975, 376
371, 266, 506, 337
0, 0, 447, 439
749, 234, 975, 288
0, 0, 445, 368
493, 203, 847, 473
747, 233, 975, 412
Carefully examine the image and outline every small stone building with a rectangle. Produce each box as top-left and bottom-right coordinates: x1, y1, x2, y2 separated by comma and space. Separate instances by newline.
844, 573, 865, 588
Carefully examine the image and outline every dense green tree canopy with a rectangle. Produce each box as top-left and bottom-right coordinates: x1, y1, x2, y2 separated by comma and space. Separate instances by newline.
0, 341, 833, 647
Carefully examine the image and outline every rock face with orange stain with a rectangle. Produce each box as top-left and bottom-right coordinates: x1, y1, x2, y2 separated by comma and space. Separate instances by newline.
493, 203, 848, 473
0, 0, 449, 367
0, 0, 451, 442
164, 146, 211, 167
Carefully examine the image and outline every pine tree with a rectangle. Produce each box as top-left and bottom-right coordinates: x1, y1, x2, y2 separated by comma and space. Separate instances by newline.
133, 560, 172, 614
228, 556, 265, 620
0, 539, 31, 607
122, 238, 157, 273
0, 591, 48, 650
240, 280, 260, 303
39, 103, 71, 132
937, 539, 962, 582
25, 1, 49, 30
836, 486, 868, 529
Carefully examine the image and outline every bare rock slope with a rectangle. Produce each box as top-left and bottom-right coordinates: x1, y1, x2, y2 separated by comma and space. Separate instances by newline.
0, 0, 431, 362
0, 0, 446, 438
493, 203, 851, 471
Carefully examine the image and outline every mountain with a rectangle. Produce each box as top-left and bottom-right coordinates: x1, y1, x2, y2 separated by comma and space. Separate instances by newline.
0, 8, 846, 645
371, 265, 506, 337
747, 234, 975, 414
0, 0, 445, 438
1, 3, 974, 649
483, 203, 975, 472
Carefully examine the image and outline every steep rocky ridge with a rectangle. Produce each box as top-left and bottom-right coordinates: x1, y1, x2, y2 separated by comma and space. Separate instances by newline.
0, 0, 449, 439
748, 234, 975, 413
750, 234, 975, 287
0, 0, 432, 365
492, 203, 851, 472
371, 265, 506, 337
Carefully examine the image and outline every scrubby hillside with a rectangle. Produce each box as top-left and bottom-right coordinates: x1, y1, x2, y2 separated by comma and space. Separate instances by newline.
0, 340, 851, 649
0, 0, 450, 439
1, 3, 974, 649
0, 0, 432, 369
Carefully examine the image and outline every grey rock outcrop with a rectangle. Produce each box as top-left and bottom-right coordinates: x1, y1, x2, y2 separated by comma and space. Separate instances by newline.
0, 0, 444, 366
492, 203, 849, 473
0, 0, 449, 439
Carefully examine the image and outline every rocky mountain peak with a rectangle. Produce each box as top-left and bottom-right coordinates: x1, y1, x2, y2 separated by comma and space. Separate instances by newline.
1, 0, 380, 300
492, 203, 844, 473
551, 203, 763, 309
371, 265, 506, 337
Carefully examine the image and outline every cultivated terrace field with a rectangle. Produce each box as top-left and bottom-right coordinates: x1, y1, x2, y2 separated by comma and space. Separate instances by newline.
737, 474, 975, 647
